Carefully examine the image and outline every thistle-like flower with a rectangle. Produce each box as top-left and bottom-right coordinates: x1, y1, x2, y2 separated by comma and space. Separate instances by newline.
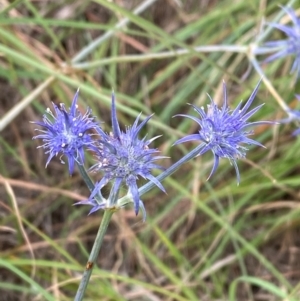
263, 7, 300, 76
33, 90, 101, 175
174, 81, 272, 183
78, 93, 166, 218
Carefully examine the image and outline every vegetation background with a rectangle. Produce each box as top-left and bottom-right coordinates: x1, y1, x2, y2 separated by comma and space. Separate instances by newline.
0, 0, 300, 300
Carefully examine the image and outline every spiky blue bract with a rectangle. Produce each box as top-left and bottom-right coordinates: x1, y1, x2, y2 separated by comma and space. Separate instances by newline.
174, 81, 272, 183
33, 90, 101, 175
84, 92, 166, 219
263, 7, 300, 77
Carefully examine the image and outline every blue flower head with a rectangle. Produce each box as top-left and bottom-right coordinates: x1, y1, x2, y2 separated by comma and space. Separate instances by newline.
174, 81, 272, 183
264, 7, 300, 76
33, 90, 101, 175
79, 93, 166, 218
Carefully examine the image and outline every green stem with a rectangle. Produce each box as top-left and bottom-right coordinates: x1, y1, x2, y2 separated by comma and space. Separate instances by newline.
74, 209, 114, 301
76, 163, 95, 193
76, 163, 104, 204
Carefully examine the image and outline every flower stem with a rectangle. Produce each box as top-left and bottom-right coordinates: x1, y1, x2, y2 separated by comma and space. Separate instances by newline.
74, 209, 114, 301
76, 163, 95, 193
76, 163, 104, 204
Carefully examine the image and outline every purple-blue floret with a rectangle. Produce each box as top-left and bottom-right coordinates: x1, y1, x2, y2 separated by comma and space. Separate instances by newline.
32, 90, 100, 175
79, 93, 166, 218
174, 81, 272, 183
264, 7, 300, 76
